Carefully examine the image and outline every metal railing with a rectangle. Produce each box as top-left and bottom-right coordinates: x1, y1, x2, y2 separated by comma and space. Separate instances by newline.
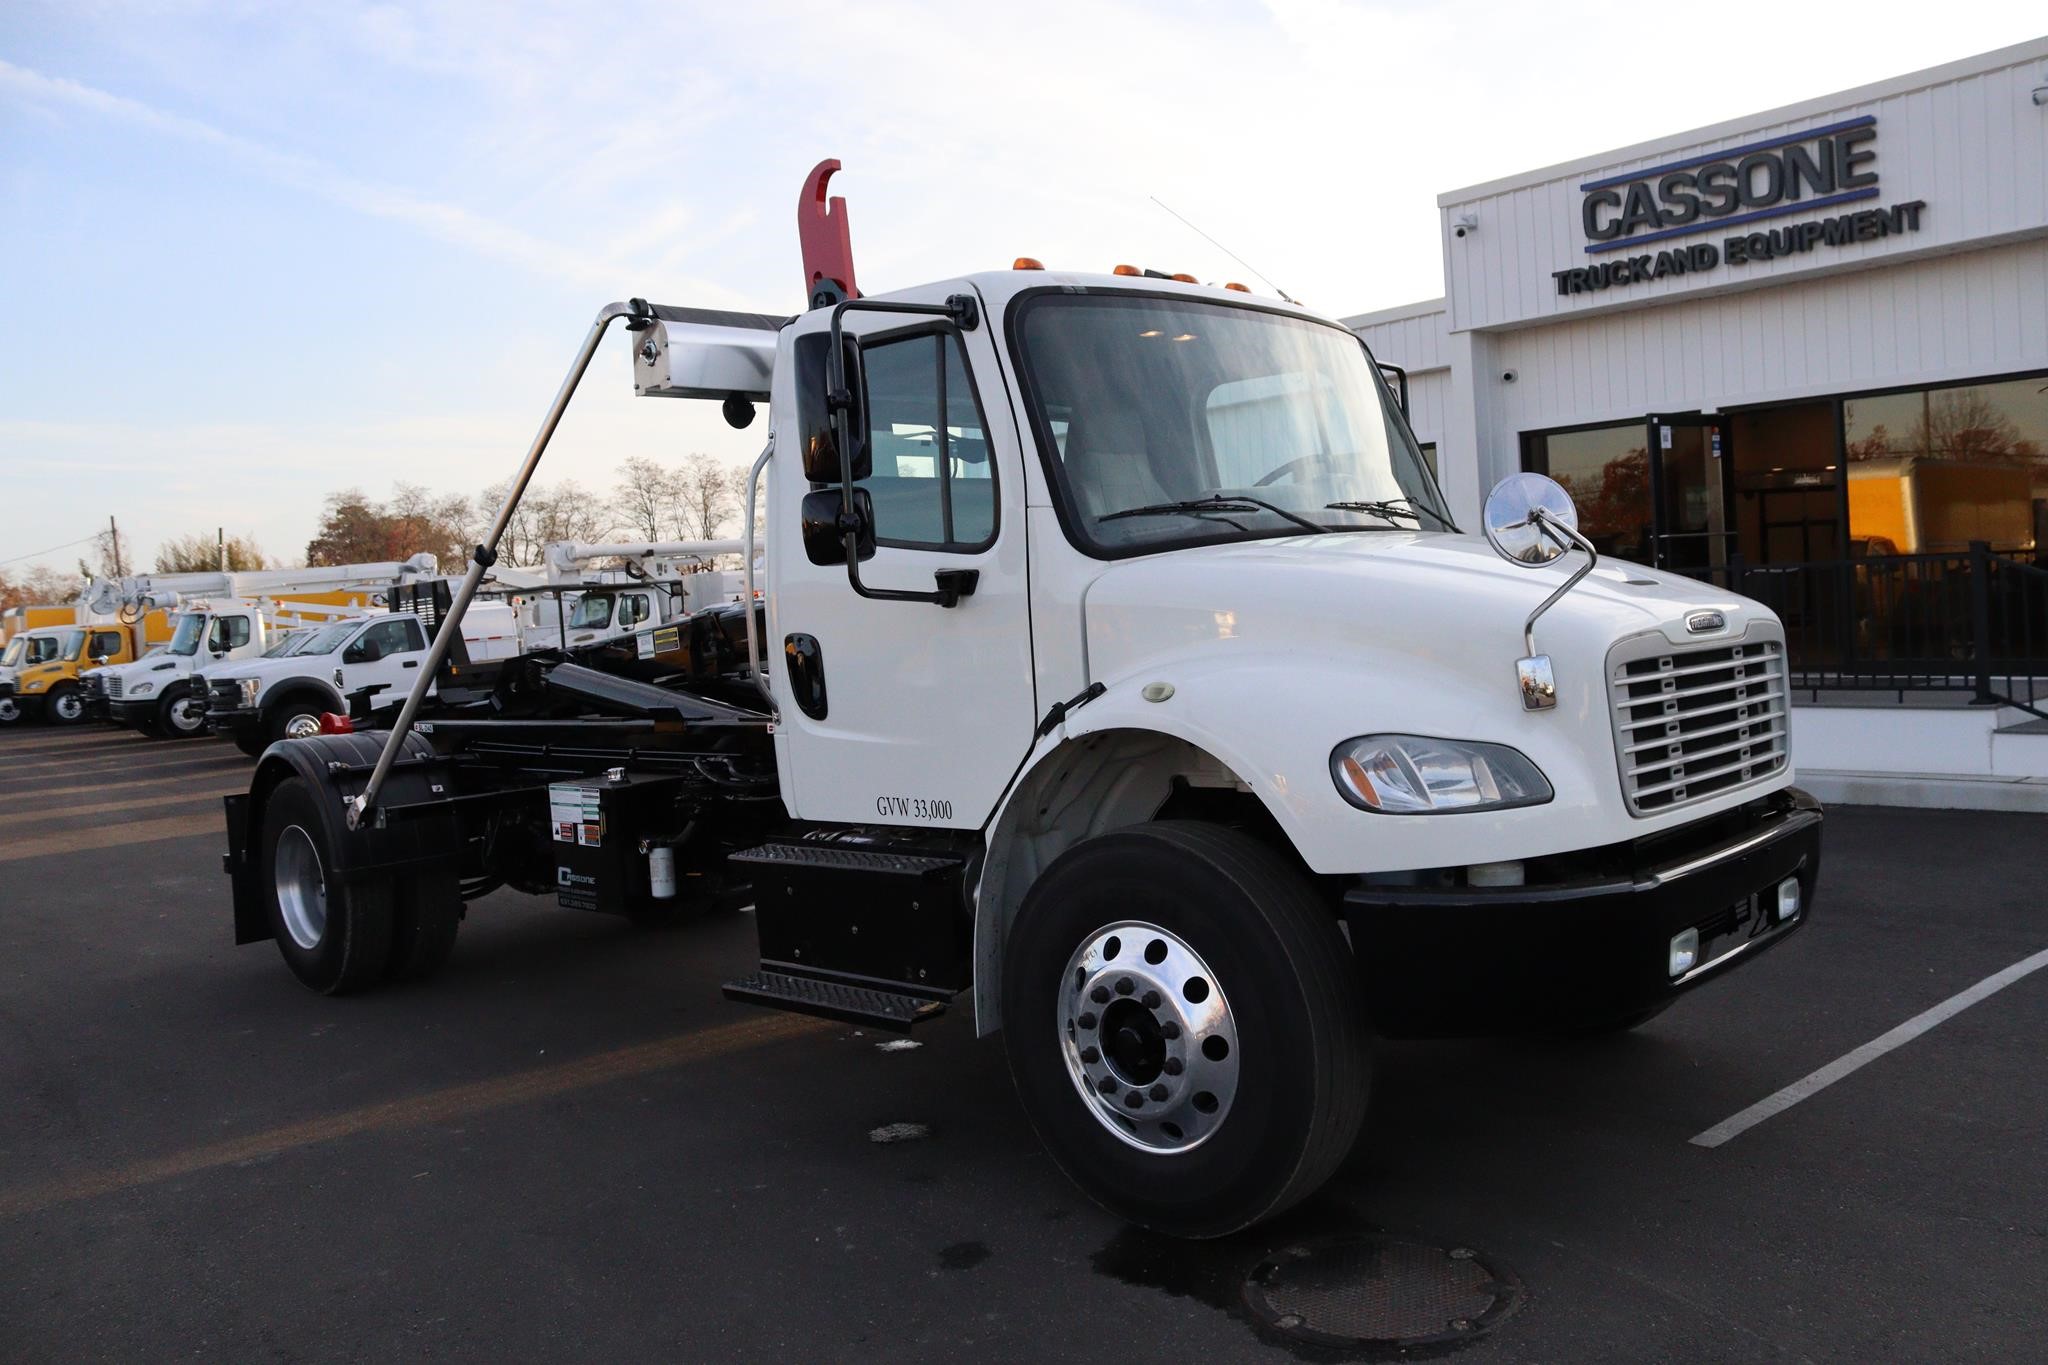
1678, 543, 2048, 719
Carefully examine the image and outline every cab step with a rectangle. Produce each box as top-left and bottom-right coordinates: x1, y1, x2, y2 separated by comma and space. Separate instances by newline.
722, 969, 947, 1033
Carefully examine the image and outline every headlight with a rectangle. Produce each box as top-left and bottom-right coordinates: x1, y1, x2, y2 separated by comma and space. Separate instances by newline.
1331, 734, 1552, 814
132, 681, 156, 697
238, 678, 260, 707
23, 677, 45, 693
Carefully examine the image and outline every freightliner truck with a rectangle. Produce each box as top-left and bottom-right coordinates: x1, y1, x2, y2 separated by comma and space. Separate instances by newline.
220, 163, 1822, 1236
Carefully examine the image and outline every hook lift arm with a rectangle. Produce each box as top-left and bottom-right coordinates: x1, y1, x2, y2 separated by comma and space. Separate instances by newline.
346, 298, 648, 829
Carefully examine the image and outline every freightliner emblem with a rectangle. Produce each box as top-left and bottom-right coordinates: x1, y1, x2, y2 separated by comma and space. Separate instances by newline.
1686, 610, 1726, 634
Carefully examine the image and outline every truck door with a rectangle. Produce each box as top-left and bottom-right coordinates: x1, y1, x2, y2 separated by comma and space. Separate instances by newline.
208, 612, 255, 661
769, 293, 1037, 829
337, 616, 427, 707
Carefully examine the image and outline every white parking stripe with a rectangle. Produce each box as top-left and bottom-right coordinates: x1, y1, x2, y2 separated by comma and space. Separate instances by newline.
1691, 946, 2048, 1148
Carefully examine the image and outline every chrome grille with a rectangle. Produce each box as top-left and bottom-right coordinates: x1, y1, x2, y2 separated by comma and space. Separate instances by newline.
104, 673, 123, 699
1609, 633, 1788, 816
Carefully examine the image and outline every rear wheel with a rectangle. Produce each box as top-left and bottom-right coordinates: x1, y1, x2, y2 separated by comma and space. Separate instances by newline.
157, 686, 210, 739
45, 684, 86, 725
1001, 821, 1370, 1238
259, 776, 393, 994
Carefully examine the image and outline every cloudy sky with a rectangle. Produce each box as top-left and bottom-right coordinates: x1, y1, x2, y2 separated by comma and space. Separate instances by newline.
3, 2, 2042, 575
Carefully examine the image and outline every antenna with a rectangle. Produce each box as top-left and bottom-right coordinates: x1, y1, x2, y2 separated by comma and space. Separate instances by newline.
1149, 196, 1299, 305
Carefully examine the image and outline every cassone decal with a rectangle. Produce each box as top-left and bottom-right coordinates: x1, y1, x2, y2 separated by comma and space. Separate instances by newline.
1551, 116, 1926, 296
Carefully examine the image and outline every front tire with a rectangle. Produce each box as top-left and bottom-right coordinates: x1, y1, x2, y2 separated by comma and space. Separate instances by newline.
157, 686, 210, 739
1001, 821, 1370, 1238
259, 776, 394, 994
0, 695, 21, 726
45, 684, 87, 725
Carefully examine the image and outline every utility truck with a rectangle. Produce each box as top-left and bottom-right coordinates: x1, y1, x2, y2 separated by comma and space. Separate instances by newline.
514, 539, 745, 652
93, 558, 438, 738
0, 607, 173, 724
220, 162, 1822, 1236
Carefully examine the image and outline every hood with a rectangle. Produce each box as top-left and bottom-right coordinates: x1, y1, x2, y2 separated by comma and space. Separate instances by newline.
222, 651, 340, 687
1084, 530, 1765, 686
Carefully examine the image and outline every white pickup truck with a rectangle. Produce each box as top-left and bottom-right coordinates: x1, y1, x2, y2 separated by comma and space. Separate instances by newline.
204, 604, 518, 755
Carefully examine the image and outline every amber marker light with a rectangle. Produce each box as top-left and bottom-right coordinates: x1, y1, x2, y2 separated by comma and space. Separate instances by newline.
1113, 264, 1142, 276
1224, 282, 1251, 292
1013, 257, 1045, 270
1170, 272, 1197, 283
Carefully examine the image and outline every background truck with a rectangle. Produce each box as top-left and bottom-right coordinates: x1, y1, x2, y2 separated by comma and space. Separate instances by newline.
93, 557, 438, 738
0, 610, 173, 724
1, 603, 80, 643
515, 539, 745, 651
220, 163, 1822, 1237
204, 600, 521, 755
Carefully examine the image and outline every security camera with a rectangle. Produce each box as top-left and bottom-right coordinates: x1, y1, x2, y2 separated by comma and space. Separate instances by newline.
1501, 369, 1518, 383
1453, 213, 1479, 239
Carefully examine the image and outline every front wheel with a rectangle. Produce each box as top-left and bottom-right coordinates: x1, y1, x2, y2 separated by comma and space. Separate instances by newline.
0, 695, 20, 726
268, 701, 325, 747
157, 687, 210, 739
45, 684, 87, 725
1001, 821, 1370, 1238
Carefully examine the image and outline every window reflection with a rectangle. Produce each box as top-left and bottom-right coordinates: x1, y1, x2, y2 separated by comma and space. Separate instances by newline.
1521, 423, 1650, 562
1845, 377, 2048, 553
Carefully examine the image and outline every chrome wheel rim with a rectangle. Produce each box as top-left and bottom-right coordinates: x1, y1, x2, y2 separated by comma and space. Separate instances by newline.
275, 824, 328, 950
169, 696, 207, 732
281, 712, 322, 740
0, 697, 17, 723
52, 692, 83, 721
1059, 920, 1240, 1155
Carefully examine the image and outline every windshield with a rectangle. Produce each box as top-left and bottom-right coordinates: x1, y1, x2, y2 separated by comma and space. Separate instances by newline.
1014, 294, 1451, 555
295, 621, 361, 656
570, 593, 614, 630
264, 631, 312, 658
1, 638, 21, 667
166, 613, 206, 656
15, 635, 61, 665
56, 629, 87, 661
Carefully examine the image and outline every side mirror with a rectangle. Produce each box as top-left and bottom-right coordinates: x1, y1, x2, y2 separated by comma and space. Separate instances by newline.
801, 486, 877, 566
795, 331, 871, 483
1483, 472, 1581, 567
349, 639, 383, 663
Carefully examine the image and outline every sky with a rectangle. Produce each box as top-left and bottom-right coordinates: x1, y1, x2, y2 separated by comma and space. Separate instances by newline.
3, 2, 2043, 578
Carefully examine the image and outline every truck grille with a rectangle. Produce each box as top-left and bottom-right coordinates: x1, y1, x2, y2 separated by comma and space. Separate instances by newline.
208, 679, 241, 714
104, 673, 123, 699
1609, 632, 1788, 816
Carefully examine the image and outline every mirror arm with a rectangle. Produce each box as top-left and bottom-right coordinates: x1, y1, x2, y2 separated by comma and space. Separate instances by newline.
1522, 509, 1599, 657
827, 294, 982, 608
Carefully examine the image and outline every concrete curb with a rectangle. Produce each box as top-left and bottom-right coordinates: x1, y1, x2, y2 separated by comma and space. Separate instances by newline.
1800, 769, 2048, 813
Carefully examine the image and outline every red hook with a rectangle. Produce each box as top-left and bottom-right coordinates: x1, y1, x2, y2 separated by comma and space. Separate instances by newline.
798, 158, 859, 307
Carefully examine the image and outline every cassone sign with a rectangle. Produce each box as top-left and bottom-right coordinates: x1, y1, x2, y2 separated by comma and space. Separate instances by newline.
1551, 115, 1926, 296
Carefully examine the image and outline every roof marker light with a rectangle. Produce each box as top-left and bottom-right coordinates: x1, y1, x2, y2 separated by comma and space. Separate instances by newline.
1224, 282, 1251, 293
1013, 257, 1045, 270
1113, 264, 1142, 276
1170, 272, 1197, 283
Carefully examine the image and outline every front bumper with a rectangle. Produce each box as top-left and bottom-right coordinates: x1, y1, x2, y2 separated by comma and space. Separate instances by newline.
206, 703, 262, 737
1342, 787, 1823, 1037
108, 697, 156, 726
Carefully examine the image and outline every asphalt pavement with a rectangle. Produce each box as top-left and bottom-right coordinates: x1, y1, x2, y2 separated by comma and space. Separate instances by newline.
1, 725, 2043, 1362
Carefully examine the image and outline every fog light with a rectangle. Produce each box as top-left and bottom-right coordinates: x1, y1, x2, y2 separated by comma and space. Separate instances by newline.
1776, 878, 1802, 923
1669, 928, 1699, 979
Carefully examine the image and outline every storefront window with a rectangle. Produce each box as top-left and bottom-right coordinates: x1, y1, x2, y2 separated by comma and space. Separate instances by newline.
1845, 376, 2048, 553
1521, 422, 1650, 562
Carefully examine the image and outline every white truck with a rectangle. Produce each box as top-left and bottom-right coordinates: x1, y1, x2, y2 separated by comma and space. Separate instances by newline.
515, 540, 745, 652
219, 163, 1821, 1237
93, 559, 440, 738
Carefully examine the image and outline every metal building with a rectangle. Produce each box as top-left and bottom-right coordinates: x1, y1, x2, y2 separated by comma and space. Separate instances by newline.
1349, 38, 2048, 808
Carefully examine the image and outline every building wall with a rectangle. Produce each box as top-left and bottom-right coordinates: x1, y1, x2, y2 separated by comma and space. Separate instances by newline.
1437, 39, 2048, 334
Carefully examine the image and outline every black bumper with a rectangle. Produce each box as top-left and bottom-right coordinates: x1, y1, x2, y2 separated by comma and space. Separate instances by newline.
207, 704, 262, 737
107, 698, 154, 726
1343, 788, 1823, 1038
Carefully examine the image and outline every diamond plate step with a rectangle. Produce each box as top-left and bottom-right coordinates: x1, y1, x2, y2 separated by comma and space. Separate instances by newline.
722, 970, 948, 1033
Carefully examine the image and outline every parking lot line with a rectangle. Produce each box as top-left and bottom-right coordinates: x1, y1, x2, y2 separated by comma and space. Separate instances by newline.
1691, 945, 2048, 1148
0, 811, 224, 862
0, 770, 239, 806
0, 1013, 829, 1220
0, 750, 247, 784
0, 785, 245, 828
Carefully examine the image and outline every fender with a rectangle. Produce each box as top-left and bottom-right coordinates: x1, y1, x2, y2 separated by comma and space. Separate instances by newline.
259, 680, 347, 723
226, 730, 457, 946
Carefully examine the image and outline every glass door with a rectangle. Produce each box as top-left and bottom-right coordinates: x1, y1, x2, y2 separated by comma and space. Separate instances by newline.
1645, 413, 1733, 576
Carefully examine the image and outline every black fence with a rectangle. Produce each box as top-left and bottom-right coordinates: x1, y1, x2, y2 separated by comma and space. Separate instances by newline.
1680, 543, 2048, 718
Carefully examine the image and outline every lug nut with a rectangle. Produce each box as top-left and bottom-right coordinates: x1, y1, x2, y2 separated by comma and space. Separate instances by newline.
1098, 1076, 1118, 1095
1114, 978, 1134, 996
1160, 1021, 1181, 1040
1080, 1046, 1101, 1064
1141, 990, 1160, 1009
1078, 1012, 1097, 1030
1163, 1057, 1183, 1075
1149, 1084, 1169, 1101
1090, 985, 1110, 1004
1124, 1090, 1144, 1108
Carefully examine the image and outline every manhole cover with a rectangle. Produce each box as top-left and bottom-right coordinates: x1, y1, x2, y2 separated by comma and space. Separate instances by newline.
1242, 1236, 1523, 1350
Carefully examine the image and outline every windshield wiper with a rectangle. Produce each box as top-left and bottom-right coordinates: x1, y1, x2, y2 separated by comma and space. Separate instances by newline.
1102, 494, 1330, 535
1325, 497, 1455, 530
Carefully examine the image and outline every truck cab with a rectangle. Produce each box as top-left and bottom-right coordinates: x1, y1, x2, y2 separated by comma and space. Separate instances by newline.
221, 215, 1820, 1237
1, 621, 143, 724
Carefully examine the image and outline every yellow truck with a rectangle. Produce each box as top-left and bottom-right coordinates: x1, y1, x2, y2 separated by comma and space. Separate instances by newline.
0, 603, 80, 644
0, 611, 173, 725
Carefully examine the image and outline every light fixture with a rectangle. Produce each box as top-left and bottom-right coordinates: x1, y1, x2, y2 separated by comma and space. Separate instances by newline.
1171, 332, 1197, 342
1776, 877, 1802, 923
1669, 928, 1699, 978
1138, 329, 1162, 338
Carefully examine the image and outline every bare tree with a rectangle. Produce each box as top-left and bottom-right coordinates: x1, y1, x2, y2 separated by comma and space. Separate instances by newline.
668, 451, 740, 540
611, 456, 677, 541
154, 533, 268, 572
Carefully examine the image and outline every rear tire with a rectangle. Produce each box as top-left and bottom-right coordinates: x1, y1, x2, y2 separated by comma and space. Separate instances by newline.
259, 776, 394, 994
157, 686, 210, 739
1001, 820, 1370, 1238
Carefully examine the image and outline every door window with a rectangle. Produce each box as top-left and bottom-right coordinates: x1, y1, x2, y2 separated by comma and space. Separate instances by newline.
617, 593, 652, 627
209, 616, 252, 651
89, 630, 124, 659
856, 330, 996, 550
357, 617, 424, 658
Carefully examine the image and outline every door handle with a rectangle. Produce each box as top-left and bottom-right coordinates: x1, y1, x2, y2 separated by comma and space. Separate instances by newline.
402, 660, 419, 668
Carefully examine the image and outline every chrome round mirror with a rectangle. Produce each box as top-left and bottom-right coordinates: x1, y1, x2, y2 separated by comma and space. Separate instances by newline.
1483, 473, 1580, 567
